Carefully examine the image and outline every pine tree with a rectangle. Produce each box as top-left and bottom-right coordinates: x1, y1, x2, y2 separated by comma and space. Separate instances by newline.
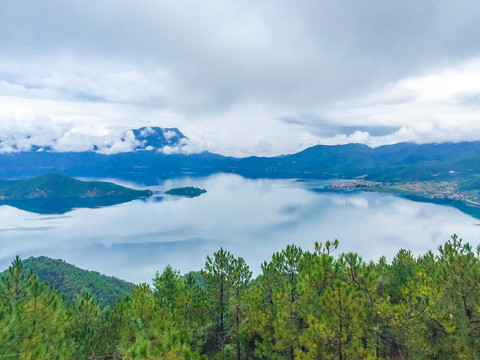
229, 256, 252, 360
68, 288, 102, 358
247, 244, 304, 359
153, 265, 182, 308
0, 257, 71, 359
201, 248, 235, 355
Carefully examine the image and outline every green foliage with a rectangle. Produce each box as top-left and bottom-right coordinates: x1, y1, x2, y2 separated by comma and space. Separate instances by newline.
165, 187, 207, 198
0, 256, 135, 307
2, 235, 480, 359
0, 174, 152, 200
0, 257, 71, 359
153, 265, 182, 307
0, 174, 153, 214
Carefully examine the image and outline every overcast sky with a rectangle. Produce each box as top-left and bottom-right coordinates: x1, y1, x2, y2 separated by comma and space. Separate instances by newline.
1, 1, 480, 156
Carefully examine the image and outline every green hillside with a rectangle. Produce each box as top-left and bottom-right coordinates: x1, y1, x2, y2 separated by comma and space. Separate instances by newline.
2, 256, 135, 306
0, 174, 152, 200
0, 174, 153, 214
233, 141, 480, 181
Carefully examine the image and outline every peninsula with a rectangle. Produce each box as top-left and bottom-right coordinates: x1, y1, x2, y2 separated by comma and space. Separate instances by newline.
0, 174, 153, 214
327, 178, 480, 216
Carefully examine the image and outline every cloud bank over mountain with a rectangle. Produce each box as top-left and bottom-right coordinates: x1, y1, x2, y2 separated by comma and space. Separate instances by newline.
1, 1, 480, 156
0, 125, 188, 154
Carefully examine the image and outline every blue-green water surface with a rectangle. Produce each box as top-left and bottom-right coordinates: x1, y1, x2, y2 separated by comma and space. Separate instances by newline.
0, 173, 478, 283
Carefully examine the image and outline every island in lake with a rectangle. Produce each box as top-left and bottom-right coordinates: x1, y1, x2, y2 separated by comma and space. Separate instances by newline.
165, 187, 207, 198
0, 174, 153, 214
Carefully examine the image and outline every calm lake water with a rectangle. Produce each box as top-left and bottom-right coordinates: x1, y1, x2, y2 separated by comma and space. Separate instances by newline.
0, 173, 479, 283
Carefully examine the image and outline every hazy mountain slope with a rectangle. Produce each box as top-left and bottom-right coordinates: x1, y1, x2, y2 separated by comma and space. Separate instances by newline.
0, 141, 479, 182
233, 142, 480, 180
0, 151, 231, 182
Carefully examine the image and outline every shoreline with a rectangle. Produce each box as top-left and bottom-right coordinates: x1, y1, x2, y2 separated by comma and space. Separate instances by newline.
322, 183, 480, 221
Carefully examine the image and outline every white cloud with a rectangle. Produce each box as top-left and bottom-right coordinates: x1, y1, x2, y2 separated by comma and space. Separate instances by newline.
139, 127, 155, 137
253, 139, 273, 154
97, 130, 141, 155
292, 56, 480, 148
163, 130, 177, 141
1, 1, 480, 156
54, 132, 97, 153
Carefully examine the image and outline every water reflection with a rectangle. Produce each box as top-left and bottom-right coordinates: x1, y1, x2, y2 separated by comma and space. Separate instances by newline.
0, 197, 147, 215
0, 173, 478, 283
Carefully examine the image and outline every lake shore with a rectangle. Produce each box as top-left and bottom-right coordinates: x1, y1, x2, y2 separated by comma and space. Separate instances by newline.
326, 179, 480, 220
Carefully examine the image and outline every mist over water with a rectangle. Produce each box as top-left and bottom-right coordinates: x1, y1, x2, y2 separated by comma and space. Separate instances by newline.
0, 173, 478, 283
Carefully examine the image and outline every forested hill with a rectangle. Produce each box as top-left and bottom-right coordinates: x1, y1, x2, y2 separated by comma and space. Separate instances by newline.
1, 235, 480, 359
0, 174, 152, 200
0, 174, 153, 214
233, 141, 480, 181
1, 256, 135, 306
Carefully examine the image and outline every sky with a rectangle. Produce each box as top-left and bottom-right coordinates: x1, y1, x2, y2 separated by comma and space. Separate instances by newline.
1, 1, 480, 156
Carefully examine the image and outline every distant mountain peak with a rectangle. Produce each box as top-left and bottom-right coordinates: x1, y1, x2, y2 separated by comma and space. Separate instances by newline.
130, 126, 187, 151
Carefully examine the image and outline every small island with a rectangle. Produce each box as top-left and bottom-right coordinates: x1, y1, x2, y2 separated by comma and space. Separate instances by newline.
165, 187, 207, 198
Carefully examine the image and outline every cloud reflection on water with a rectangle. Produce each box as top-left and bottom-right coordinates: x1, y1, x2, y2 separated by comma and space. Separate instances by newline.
0, 173, 478, 284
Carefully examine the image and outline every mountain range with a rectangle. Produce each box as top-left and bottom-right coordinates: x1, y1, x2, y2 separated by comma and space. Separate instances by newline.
0, 126, 479, 183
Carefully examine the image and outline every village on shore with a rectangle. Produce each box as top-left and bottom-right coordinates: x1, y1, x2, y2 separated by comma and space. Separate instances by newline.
329, 179, 480, 208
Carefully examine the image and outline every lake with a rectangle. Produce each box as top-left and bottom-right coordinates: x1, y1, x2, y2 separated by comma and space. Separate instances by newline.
0, 173, 479, 283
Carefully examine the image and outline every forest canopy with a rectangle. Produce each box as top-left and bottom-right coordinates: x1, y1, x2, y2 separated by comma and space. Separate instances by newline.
1, 235, 479, 359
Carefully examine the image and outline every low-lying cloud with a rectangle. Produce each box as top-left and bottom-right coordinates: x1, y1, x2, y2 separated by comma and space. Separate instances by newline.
0, 122, 142, 154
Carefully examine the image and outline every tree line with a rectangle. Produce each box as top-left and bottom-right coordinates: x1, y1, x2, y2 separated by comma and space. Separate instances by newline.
1, 235, 480, 359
